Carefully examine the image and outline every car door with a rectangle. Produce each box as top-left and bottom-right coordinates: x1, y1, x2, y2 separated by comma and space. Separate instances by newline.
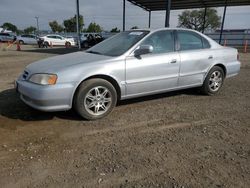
177, 30, 213, 87
28, 35, 37, 44
48, 35, 57, 45
25, 35, 32, 44
125, 30, 180, 97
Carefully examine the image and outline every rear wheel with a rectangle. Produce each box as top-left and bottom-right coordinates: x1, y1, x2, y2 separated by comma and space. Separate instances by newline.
65, 42, 71, 47
201, 66, 225, 95
82, 41, 88, 48
44, 41, 49, 48
74, 79, 117, 120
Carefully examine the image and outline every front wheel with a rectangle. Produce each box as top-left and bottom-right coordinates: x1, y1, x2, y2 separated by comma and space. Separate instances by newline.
201, 66, 225, 95
74, 79, 117, 120
19, 40, 24, 45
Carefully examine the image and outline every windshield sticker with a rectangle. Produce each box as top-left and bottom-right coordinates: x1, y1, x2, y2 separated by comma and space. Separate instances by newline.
129, 32, 144, 36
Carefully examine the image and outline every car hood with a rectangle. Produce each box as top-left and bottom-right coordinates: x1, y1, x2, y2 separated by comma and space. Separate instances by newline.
26, 52, 113, 73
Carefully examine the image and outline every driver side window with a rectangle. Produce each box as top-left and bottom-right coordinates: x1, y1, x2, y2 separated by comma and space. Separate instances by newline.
141, 30, 174, 54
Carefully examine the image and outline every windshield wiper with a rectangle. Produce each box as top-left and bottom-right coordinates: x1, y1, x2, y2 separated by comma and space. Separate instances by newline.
86, 50, 102, 55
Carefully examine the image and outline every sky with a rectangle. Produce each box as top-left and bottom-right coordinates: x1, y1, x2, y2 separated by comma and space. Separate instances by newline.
0, 0, 250, 31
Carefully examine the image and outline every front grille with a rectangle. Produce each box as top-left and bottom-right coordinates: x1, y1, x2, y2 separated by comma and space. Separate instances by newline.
22, 70, 29, 80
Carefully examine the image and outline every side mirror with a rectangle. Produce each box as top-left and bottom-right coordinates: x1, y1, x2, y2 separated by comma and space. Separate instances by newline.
134, 45, 153, 57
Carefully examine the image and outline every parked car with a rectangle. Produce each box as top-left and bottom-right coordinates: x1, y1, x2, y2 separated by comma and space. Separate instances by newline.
17, 34, 38, 45
0, 33, 16, 42
40, 34, 76, 47
81, 33, 104, 48
16, 28, 241, 120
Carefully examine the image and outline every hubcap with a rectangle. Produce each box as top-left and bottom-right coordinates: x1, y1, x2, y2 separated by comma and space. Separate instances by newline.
209, 71, 223, 92
84, 86, 112, 116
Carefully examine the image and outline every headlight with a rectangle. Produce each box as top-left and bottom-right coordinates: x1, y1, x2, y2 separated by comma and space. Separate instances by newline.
29, 74, 57, 85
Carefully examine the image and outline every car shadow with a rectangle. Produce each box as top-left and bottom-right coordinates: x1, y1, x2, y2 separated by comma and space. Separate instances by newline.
22, 47, 83, 55
0, 89, 82, 122
0, 88, 201, 122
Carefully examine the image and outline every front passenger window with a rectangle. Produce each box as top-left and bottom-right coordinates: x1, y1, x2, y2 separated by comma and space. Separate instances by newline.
141, 30, 174, 54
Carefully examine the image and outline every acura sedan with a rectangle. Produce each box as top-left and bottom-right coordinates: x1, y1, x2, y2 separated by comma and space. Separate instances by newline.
16, 28, 241, 120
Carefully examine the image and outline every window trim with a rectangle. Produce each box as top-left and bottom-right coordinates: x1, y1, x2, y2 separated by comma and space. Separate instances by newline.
175, 30, 211, 51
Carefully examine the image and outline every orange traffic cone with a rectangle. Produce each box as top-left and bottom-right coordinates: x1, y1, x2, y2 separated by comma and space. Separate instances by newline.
244, 40, 248, 53
50, 41, 53, 48
224, 39, 227, 46
16, 42, 21, 51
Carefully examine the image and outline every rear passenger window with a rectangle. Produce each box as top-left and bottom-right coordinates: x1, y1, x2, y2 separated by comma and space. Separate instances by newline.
141, 30, 174, 54
203, 38, 211, 49
177, 31, 203, 51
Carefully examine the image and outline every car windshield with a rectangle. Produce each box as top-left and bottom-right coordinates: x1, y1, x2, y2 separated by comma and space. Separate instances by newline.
86, 31, 149, 56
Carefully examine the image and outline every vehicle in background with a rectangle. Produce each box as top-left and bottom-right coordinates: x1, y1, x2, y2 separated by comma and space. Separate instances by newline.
40, 34, 76, 47
80, 33, 104, 48
17, 34, 38, 45
0, 33, 16, 42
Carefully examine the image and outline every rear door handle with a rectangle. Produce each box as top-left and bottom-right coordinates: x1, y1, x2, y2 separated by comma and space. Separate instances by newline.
208, 55, 213, 59
170, 59, 177, 64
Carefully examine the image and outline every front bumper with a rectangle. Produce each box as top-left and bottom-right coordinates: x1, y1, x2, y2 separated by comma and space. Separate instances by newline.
16, 80, 75, 112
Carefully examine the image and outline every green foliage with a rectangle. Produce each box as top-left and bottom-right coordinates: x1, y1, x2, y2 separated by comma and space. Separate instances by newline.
86, 22, 102, 33
63, 15, 84, 32
178, 8, 221, 32
2, 22, 18, 32
24, 26, 36, 34
110, 27, 120, 33
131, 26, 139, 29
49, 20, 64, 33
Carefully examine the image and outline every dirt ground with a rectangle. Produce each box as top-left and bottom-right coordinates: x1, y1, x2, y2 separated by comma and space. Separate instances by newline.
0, 45, 249, 188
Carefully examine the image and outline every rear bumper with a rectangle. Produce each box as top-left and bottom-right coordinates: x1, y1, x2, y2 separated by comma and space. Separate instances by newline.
226, 60, 241, 78
16, 80, 75, 112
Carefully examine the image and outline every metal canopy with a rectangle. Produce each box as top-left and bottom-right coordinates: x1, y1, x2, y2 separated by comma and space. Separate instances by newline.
123, 0, 250, 44
127, 0, 250, 11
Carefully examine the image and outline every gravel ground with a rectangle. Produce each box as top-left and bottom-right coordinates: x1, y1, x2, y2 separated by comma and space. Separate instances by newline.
0, 45, 249, 188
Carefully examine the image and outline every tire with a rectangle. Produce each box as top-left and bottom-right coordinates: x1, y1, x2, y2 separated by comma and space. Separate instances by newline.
19, 40, 24, 45
44, 41, 49, 48
201, 66, 225, 95
65, 42, 71, 47
74, 78, 117, 120
82, 41, 88, 48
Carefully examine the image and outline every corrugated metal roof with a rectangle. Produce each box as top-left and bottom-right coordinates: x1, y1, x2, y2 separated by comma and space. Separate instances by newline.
127, 0, 250, 11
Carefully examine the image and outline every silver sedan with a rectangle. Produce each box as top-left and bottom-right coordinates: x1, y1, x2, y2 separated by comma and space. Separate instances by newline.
16, 28, 241, 120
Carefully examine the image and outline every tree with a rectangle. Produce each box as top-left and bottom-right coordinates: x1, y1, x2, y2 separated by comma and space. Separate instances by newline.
24, 26, 36, 34
131, 26, 139, 29
2, 22, 18, 32
178, 8, 221, 32
86, 22, 102, 33
63, 15, 84, 32
49, 20, 64, 33
110, 27, 120, 33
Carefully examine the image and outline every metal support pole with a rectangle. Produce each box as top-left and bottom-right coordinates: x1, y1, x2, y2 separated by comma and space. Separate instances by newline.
165, 0, 171, 27
35, 16, 39, 36
148, 11, 151, 28
76, 0, 81, 50
123, 0, 126, 31
202, 7, 207, 33
219, 4, 227, 44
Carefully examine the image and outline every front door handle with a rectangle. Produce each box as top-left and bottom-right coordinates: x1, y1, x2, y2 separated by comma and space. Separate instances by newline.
170, 59, 177, 64
208, 55, 213, 59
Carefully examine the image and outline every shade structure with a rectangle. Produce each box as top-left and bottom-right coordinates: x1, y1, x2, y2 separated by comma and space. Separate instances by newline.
123, 0, 250, 44
127, 0, 250, 11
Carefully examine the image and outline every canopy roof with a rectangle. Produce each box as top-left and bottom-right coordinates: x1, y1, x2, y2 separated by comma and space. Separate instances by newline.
127, 0, 250, 11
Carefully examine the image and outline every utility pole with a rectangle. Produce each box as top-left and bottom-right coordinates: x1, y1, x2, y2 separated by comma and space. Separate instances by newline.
35, 16, 39, 36
76, 0, 81, 50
